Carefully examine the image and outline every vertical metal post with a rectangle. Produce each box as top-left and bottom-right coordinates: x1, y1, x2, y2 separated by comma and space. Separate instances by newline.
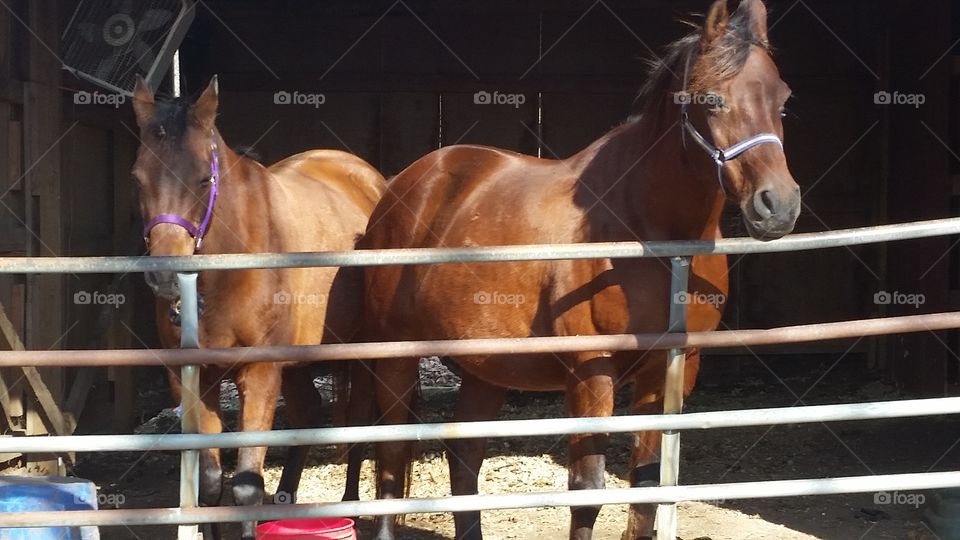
657, 257, 690, 540
177, 273, 200, 540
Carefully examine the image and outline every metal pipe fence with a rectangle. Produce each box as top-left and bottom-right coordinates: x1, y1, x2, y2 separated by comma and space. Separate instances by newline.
0, 471, 957, 528
1, 216, 959, 539
0, 311, 955, 368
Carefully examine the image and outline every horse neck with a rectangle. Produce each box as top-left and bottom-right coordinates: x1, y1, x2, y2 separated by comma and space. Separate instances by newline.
200, 133, 275, 255
576, 97, 727, 242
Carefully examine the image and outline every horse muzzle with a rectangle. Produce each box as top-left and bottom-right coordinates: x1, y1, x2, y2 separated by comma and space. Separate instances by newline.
145, 271, 181, 300
741, 182, 801, 241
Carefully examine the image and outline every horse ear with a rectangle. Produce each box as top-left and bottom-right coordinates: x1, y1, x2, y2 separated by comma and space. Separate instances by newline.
736, 0, 769, 45
702, 0, 730, 48
191, 75, 219, 130
132, 75, 156, 129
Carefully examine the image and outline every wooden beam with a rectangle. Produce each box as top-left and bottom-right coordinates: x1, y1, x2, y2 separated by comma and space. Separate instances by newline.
0, 302, 75, 437
23, 3, 63, 476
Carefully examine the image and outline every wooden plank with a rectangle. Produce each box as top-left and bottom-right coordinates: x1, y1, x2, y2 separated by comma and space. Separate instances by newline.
0, 302, 74, 437
0, 2, 9, 81
21, 3, 63, 475
6, 285, 24, 422
885, 0, 952, 394
111, 128, 137, 432
7, 119, 20, 192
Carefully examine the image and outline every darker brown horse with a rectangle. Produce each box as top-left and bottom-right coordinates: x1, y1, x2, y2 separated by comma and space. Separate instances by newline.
358, 1, 799, 539
130, 77, 386, 539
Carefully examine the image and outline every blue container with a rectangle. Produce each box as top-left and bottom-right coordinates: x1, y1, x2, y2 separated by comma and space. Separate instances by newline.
0, 476, 100, 540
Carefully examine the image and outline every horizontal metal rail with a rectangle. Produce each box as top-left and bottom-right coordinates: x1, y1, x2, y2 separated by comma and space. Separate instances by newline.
1, 217, 959, 273
0, 311, 954, 367
1, 397, 958, 453
0, 471, 956, 527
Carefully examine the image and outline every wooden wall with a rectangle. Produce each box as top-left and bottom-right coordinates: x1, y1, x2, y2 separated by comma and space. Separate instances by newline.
177, 0, 956, 388
0, 0, 954, 409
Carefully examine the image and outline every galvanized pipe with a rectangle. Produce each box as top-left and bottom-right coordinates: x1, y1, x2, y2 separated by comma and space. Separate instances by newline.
658, 257, 690, 539
1, 217, 959, 274
0, 471, 956, 528
176, 273, 200, 540
1, 396, 958, 453
0, 311, 955, 367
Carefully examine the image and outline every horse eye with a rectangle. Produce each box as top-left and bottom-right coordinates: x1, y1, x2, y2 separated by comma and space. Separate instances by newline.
199, 176, 213, 187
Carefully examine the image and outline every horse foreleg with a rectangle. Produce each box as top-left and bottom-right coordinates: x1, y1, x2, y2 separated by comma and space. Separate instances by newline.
373, 358, 420, 540
567, 356, 616, 540
447, 371, 507, 540
276, 366, 321, 504
344, 360, 376, 502
233, 363, 283, 540
625, 349, 701, 540
197, 377, 225, 540
625, 427, 661, 540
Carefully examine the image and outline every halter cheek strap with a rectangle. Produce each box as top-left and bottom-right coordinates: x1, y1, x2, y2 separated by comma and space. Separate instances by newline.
143, 135, 220, 252
679, 52, 784, 194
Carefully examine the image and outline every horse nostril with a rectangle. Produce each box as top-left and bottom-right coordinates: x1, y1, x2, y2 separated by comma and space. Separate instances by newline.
755, 189, 777, 219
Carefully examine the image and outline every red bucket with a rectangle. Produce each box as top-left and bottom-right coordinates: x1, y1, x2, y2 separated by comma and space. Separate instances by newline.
256, 518, 356, 540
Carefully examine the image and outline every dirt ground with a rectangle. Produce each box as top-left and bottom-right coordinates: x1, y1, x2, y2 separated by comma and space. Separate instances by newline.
75, 355, 960, 540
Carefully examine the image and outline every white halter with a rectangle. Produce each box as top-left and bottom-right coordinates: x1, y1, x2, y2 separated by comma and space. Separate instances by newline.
679, 52, 784, 194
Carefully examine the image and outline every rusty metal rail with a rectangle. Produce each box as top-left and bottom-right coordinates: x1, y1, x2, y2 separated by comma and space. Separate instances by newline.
0, 311, 953, 367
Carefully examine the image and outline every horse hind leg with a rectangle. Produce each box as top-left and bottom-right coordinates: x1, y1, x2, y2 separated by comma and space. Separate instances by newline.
372, 357, 420, 540
446, 371, 507, 540
276, 366, 323, 504
233, 363, 283, 540
343, 360, 377, 502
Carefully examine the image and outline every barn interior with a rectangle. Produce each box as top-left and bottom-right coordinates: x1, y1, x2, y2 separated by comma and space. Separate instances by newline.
0, 1, 958, 539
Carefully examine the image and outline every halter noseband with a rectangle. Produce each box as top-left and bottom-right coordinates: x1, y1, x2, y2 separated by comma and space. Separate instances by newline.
679, 52, 784, 194
142, 135, 220, 252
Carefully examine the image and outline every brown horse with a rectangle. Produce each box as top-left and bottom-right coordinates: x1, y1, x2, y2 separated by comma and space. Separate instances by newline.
130, 77, 386, 539
358, 1, 798, 539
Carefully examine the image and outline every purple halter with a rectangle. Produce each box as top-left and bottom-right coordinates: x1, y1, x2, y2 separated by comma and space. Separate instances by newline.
143, 136, 220, 252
